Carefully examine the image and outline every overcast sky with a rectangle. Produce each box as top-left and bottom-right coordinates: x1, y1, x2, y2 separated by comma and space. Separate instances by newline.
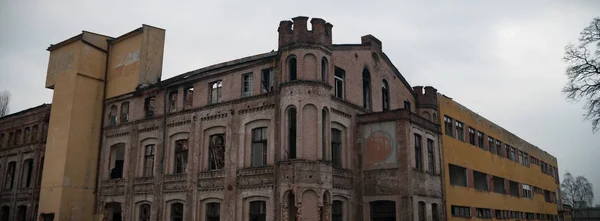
1, 0, 599, 204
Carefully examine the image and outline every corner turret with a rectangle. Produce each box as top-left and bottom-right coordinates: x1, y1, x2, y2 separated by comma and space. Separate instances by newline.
278, 16, 333, 48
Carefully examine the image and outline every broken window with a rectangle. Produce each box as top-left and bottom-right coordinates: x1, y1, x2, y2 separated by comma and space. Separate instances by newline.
174, 140, 188, 174
1, 206, 9, 221
21, 159, 33, 188
477, 131, 485, 150
455, 121, 464, 141
432, 203, 439, 221
251, 128, 268, 167
493, 176, 506, 194
7, 132, 13, 147
143, 144, 155, 177
170, 203, 183, 221
322, 109, 327, 161
476, 208, 492, 219
184, 87, 194, 109
169, 91, 178, 112
414, 134, 423, 171
249, 201, 266, 221
418, 201, 426, 221
120, 102, 129, 123
362, 69, 371, 109
488, 137, 494, 154
444, 116, 454, 137
16, 205, 26, 221
105, 202, 122, 221
208, 134, 225, 170
332, 129, 342, 168
109, 105, 118, 126
24, 127, 31, 143
5, 161, 15, 190
139, 204, 151, 221
382, 80, 390, 111
206, 203, 220, 221
370, 201, 396, 220
451, 205, 471, 217
144, 96, 156, 118
509, 181, 520, 197
332, 200, 343, 221
321, 57, 328, 82
288, 107, 297, 159
427, 139, 435, 174
242, 73, 253, 98
110, 144, 125, 179
334, 67, 345, 99
261, 69, 273, 93
209, 81, 222, 104
449, 164, 467, 187
289, 57, 297, 81
473, 170, 488, 191
523, 184, 532, 199
468, 128, 476, 145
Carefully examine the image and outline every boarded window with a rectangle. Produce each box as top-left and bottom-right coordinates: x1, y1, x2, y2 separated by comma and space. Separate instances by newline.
174, 140, 188, 174
449, 164, 467, 187
251, 128, 268, 167
249, 201, 266, 221
209, 134, 225, 170
144, 145, 155, 177
493, 176, 506, 194
473, 170, 488, 191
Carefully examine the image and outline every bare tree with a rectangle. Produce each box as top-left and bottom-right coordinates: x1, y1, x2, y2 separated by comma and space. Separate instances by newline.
561, 172, 595, 211
563, 17, 600, 132
0, 90, 10, 117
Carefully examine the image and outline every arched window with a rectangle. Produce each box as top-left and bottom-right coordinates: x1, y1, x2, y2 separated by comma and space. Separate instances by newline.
206, 202, 220, 221
321, 57, 328, 82
139, 204, 151, 221
418, 201, 426, 221
109, 143, 125, 179
251, 127, 268, 167
120, 101, 129, 123
322, 109, 327, 161
16, 205, 26, 221
288, 107, 297, 159
143, 145, 155, 177
209, 135, 225, 170
432, 203, 439, 221
174, 140, 188, 174
289, 57, 297, 81
249, 201, 266, 221
5, 161, 16, 189
109, 105, 118, 126
382, 80, 390, 111
170, 203, 183, 221
362, 69, 371, 109
0, 206, 10, 221
332, 200, 343, 221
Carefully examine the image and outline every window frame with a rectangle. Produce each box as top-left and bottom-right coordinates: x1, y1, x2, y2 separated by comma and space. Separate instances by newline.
209, 80, 223, 104
208, 134, 225, 170
251, 127, 268, 167
242, 72, 253, 98
334, 67, 345, 99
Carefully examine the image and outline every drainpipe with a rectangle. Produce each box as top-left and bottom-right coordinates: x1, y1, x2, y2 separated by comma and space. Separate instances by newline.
93, 40, 110, 213
160, 88, 168, 174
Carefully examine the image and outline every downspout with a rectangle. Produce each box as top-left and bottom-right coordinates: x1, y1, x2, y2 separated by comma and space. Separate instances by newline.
161, 88, 168, 174
93, 39, 110, 213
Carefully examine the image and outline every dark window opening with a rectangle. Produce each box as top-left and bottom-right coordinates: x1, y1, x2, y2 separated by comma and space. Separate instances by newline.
261, 69, 273, 93
21, 159, 33, 188
477, 131, 485, 149
7, 132, 13, 147
169, 91, 178, 112
332, 200, 343, 221
382, 80, 390, 111
206, 203, 220, 221
510, 181, 520, 197
0, 133, 4, 148
404, 100, 411, 111
322, 109, 327, 161
455, 121, 464, 141
370, 201, 396, 221
109, 105, 118, 125
174, 140, 188, 174
209, 135, 225, 170
37, 157, 44, 186
427, 139, 435, 174
144, 96, 156, 118
288, 108, 297, 159
1, 206, 10, 221
432, 203, 439, 221
451, 205, 471, 218
334, 67, 345, 99
449, 164, 467, 187
210, 81, 222, 104
144, 145, 155, 177
418, 201, 426, 221
16, 205, 26, 221
469, 128, 476, 145
24, 127, 31, 144
414, 134, 423, 171
332, 129, 342, 168
362, 69, 371, 109
171, 203, 183, 221
289, 57, 297, 81
496, 140, 503, 156
251, 128, 268, 167
120, 102, 129, 123
473, 170, 488, 191
184, 87, 194, 109
139, 204, 151, 221
250, 201, 266, 221
4, 161, 15, 189
110, 144, 125, 179
493, 176, 506, 194
488, 137, 495, 154
544, 190, 552, 202
106, 202, 122, 221
321, 57, 328, 82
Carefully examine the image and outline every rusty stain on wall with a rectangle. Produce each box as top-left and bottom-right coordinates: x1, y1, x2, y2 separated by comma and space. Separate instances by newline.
363, 122, 397, 169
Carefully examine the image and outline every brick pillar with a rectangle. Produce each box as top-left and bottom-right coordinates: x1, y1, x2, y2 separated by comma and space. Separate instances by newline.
505, 179, 510, 194
467, 169, 474, 188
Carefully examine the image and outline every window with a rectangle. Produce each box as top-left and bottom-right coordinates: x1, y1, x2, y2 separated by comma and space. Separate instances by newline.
331, 129, 342, 168
21, 159, 33, 188
249, 201, 266, 221
496, 140, 502, 156
495, 210, 503, 219
334, 67, 345, 99
174, 140, 188, 174
427, 139, 435, 174
261, 69, 273, 93
289, 57, 297, 81
477, 208, 492, 219
468, 128, 476, 145
15, 129, 21, 145
321, 57, 328, 82
139, 204, 151, 221
509, 181, 520, 197
414, 134, 422, 171
143, 145, 155, 177
449, 164, 467, 187
24, 127, 31, 143
38, 157, 44, 186
16, 205, 26, 221
505, 144, 512, 160
0, 134, 4, 148
288, 107, 297, 159
184, 87, 194, 109
109, 105, 117, 126
526, 213, 535, 220
404, 100, 411, 111
432, 203, 439, 221
544, 190, 552, 202
144, 96, 156, 117
523, 184, 532, 199
322, 109, 327, 161
488, 137, 495, 154
332, 200, 343, 221
242, 73, 253, 98
382, 80, 390, 111
251, 128, 268, 167
493, 176, 506, 194
444, 116, 454, 137
110, 144, 125, 179
473, 170, 488, 191
370, 201, 396, 220
206, 203, 220, 221
362, 69, 371, 109
209, 134, 225, 170
418, 201, 426, 221
169, 91, 178, 112
120, 102, 129, 123
5, 161, 15, 190
0, 206, 9, 221
477, 131, 485, 149
210, 81, 222, 104
455, 121, 464, 141
170, 203, 183, 221
511, 147, 516, 162
7, 132, 13, 147
451, 206, 471, 217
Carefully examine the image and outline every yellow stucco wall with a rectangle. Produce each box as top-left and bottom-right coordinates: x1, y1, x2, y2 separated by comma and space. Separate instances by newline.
437, 94, 559, 221
106, 32, 143, 98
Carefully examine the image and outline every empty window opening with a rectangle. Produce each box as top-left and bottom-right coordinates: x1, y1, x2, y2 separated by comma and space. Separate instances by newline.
510, 147, 516, 162
242, 73, 253, 98
468, 128, 476, 145
509, 181, 520, 197
493, 176, 506, 194
455, 121, 464, 141
288, 192, 297, 221
184, 87, 194, 109
21, 159, 33, 188
5, 161, 15, 189
169, 91, 178, 112
120, 102, 129, 123
427, 139, 435, 174
505, 144, 511, 160
7, 132, 14, 147
110, 144, 125, 179
209, 134, 225, 170
370, 201, 396, 221
174, 140, 188, 174
382, 80, 390, 111
206, 203, 220, 221
105, 202, 122, 221
444, 116, 454, 137
476, 208, 492, 219
414, 134, 423, 171
109, 105, 118, 126
332, 200, 343, 221
250, 201, 266, 221
16, 205, 26, 221
331, 129, 342, 168
139, 204, 151, 221
251, 127, 268, 167
334, 67, 345, 99
210, 81, 222, 104
473, 170, 488, 191
449, 164, 467, 187
321, 57, 328, 82
362, 69, 371, 109
451, 205, 471, 218
288, 107, 297, 159
477, 131, 485, 149
144, 144, 155, 177
171, 203, 183, 221
289, 57, 297, 81
418, 201, 426, 221
261, 68, 273, 93
1, 206, 10, 221
144, 96, 156, 118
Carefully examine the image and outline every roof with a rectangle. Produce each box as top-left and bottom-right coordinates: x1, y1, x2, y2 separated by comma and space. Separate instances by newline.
0, 103, 51, 121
